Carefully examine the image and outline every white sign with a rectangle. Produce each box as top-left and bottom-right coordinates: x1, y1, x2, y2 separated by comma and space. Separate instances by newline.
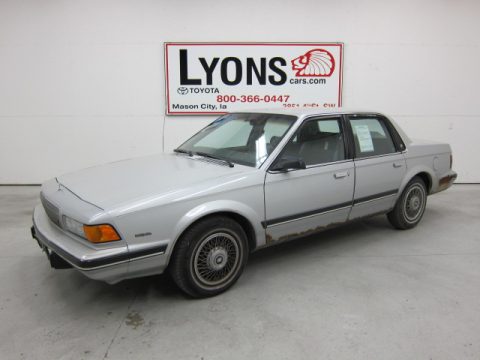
354, 124, 374, 152
164, 43, 343, 115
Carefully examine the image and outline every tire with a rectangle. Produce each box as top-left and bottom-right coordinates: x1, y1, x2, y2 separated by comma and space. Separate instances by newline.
387, 176, 427, 230
169, 216, 249, 298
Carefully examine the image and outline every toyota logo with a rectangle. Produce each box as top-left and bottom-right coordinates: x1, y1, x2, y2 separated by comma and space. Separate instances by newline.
177, 87, 188, 95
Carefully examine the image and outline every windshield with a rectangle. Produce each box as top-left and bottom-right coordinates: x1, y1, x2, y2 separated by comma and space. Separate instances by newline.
176, 113, 297, 167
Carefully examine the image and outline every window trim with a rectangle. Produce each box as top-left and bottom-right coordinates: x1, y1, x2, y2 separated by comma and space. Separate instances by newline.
347, 114, 404, 159
268, 115, 348, 172
381, 115, 406, 152
304, 158, 353, 170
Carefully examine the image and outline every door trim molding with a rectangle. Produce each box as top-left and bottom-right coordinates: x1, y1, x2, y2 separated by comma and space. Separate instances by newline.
262, 202, 352, 228
352, 189, 398, 205
263, 188, 399, 228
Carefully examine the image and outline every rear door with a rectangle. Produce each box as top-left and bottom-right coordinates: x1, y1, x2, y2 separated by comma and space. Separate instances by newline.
347, 114, 407, 219
264, 116, 355, 243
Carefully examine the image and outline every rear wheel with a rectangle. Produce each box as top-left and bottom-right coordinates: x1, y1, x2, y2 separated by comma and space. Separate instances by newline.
387, 176, 427, 230
169, 216, 248, 298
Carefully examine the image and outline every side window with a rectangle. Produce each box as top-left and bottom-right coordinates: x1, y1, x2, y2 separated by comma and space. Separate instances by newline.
348, 116, 397, 158
282, 117, 345, 166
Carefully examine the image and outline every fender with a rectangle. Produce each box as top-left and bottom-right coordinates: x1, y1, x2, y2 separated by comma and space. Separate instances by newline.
398, 163, 435, 196
165, 200, 265, 263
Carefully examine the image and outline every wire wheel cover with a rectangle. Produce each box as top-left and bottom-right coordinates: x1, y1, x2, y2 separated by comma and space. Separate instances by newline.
192, 232, 240, 287
404, 184, 425, 222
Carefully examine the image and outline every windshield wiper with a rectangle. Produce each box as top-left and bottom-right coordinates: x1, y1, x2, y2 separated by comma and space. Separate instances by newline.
173, 148, 193, 156
193, 151, 234, 168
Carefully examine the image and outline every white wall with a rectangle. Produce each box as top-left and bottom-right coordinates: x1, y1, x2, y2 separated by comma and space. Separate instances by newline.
1, 0, 479, 183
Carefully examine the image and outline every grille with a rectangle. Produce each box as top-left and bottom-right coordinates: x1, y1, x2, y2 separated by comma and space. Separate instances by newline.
40, 192, 61, 227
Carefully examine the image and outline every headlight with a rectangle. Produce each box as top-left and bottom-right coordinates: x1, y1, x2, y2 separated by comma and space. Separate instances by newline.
63, 216, 121, 243
63, 216, 84, 238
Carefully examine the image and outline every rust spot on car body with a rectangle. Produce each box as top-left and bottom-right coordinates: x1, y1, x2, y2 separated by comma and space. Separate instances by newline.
267, 222, 344, 243
438, 174, 457, 191
265, 233, 274, 244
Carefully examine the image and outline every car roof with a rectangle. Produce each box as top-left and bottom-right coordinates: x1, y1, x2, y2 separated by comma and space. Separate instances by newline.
230, 108, 412, 145
231, 107, 385, 118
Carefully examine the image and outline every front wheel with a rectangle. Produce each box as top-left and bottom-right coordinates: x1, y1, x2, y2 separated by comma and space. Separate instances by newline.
387, 177, 427, 230
169, 216, 248, 298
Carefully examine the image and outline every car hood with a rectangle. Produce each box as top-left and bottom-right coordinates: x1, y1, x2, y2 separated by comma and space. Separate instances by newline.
57, 153, 252, 210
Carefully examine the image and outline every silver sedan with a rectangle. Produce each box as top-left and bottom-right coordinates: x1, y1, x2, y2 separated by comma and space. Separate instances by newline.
31, 109, 457, 297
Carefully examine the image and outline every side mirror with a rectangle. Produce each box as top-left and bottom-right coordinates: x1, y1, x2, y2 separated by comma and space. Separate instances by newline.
270, 157, 306, 172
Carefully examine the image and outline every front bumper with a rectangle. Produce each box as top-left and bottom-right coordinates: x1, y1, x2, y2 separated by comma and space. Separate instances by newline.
32, 205, 131, 283
32, 205, 170, 283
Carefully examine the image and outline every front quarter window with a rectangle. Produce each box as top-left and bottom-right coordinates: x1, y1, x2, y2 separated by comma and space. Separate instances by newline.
176, 113, 296, 167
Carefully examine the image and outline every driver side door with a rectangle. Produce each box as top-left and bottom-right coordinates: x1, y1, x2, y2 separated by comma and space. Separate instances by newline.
263, 116, 355, 243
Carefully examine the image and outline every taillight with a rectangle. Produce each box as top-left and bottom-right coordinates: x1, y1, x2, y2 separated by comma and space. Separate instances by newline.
450, 154, 453, 169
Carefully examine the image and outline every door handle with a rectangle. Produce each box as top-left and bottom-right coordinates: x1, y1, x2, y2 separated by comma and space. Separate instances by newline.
393, 162, 403, 168
334, 171, 348, 179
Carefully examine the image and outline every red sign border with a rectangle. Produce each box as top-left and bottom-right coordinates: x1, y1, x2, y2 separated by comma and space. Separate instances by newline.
164, 42, 344, 116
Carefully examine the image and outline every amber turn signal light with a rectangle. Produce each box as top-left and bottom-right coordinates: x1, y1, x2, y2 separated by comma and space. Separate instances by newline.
83, 224, 121, 243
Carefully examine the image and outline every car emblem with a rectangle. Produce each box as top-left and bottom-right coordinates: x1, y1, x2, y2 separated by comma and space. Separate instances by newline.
177, 87, 188, 95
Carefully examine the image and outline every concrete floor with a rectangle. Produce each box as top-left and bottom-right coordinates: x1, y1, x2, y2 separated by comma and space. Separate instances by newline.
0, 185, 479, 360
